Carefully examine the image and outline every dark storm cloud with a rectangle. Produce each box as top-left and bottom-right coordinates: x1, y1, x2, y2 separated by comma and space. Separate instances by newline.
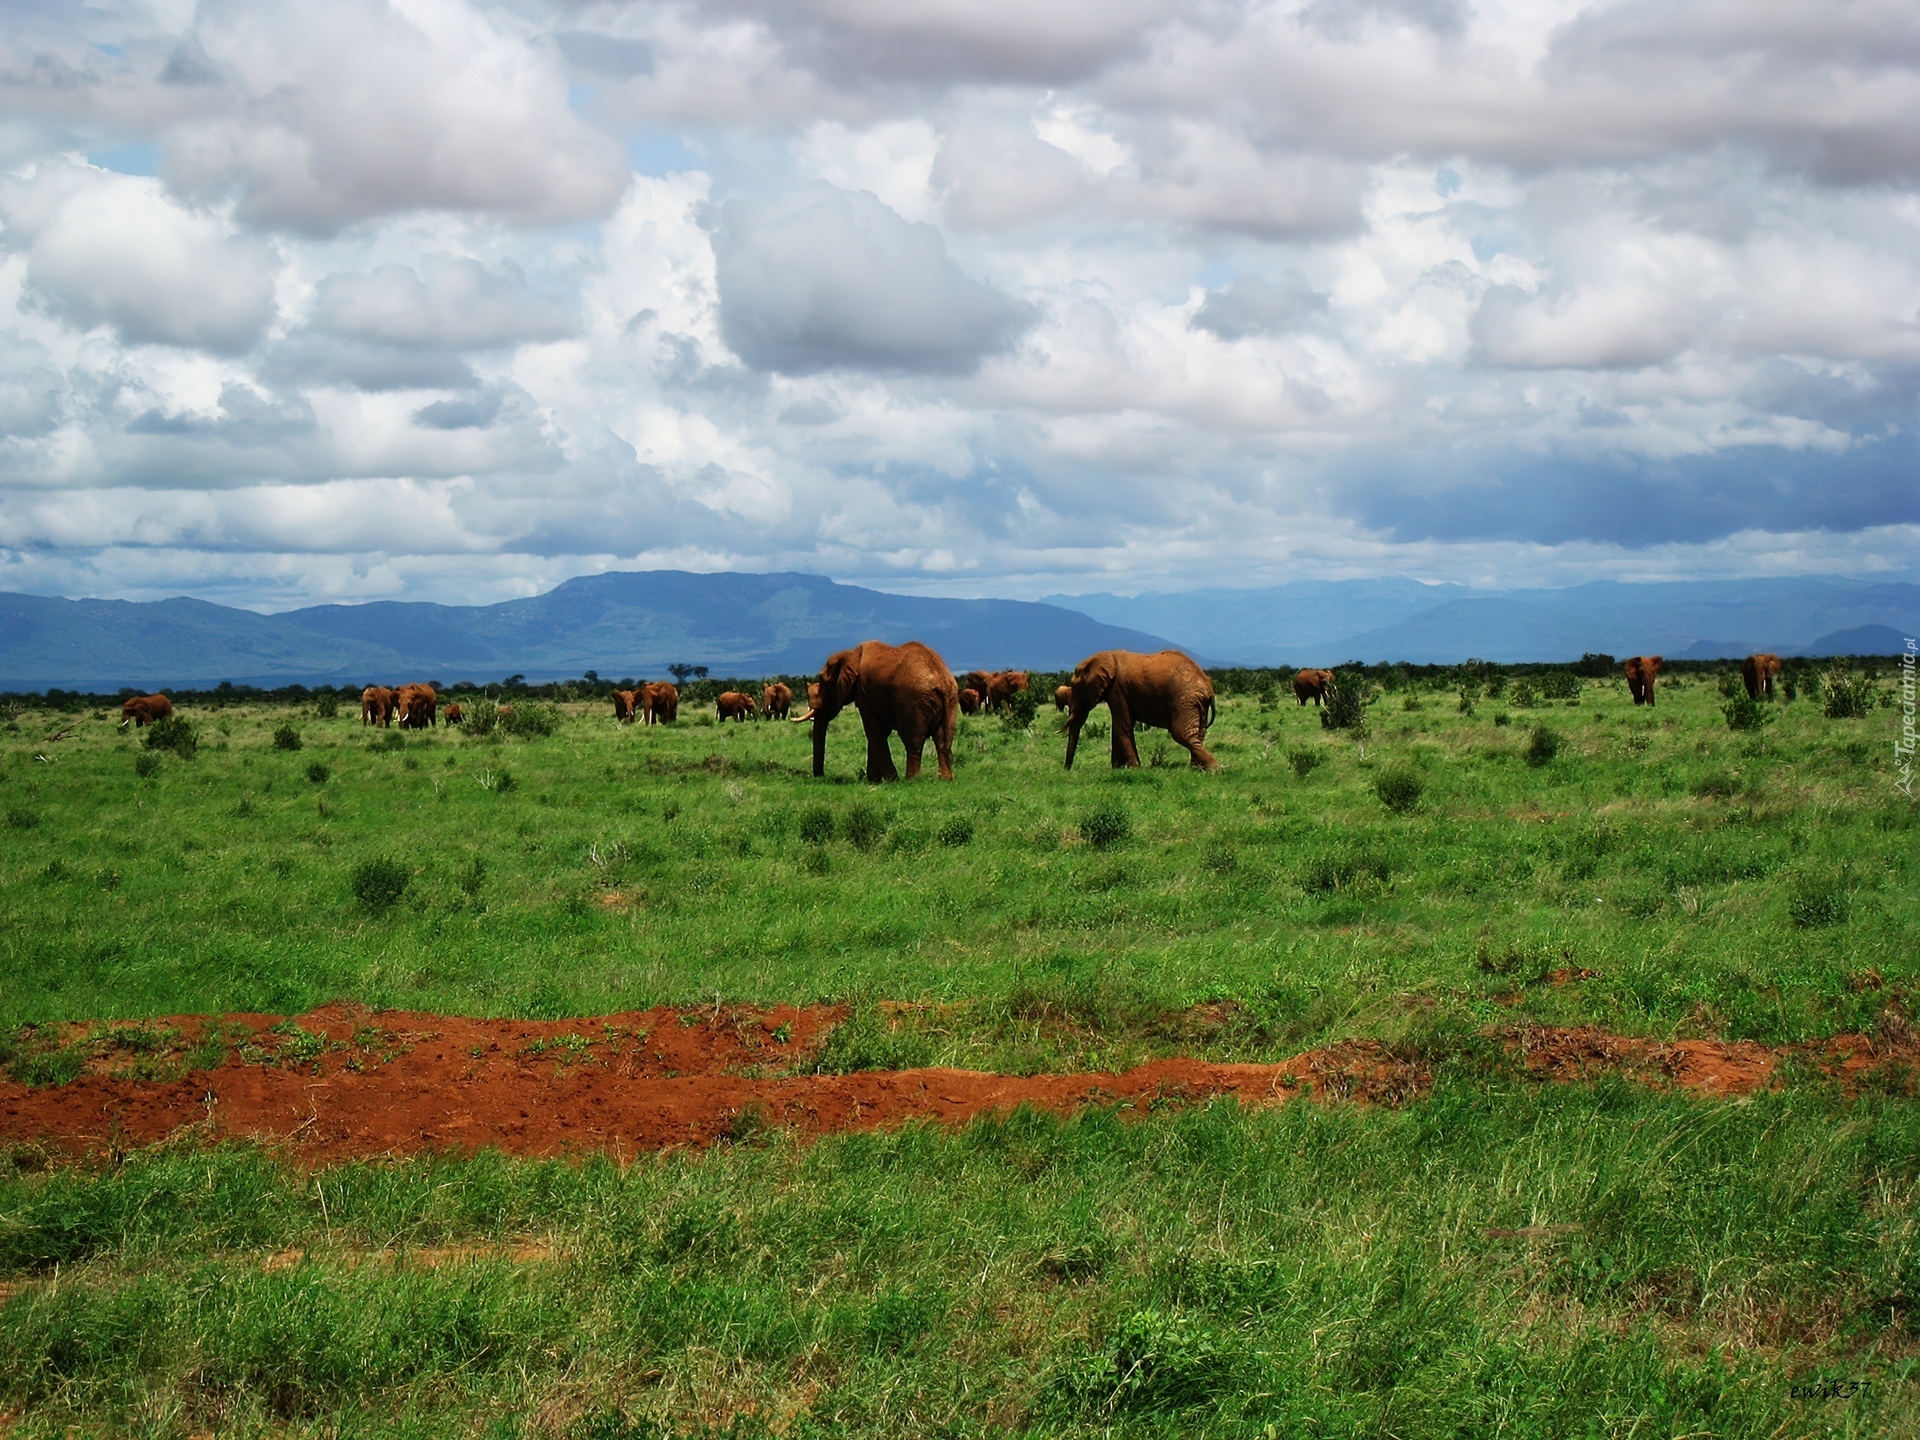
711, 186, 1037, 375
1191, 272, 1329, 339
1335, 434, 1920, 547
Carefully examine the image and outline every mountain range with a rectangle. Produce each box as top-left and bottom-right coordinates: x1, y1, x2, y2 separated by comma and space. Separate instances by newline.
1045, 577, 1919, 665
0, 571, 1180, 691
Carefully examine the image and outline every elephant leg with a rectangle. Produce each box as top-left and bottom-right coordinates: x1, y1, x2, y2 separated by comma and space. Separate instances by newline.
1109, 701, 1140, 768
902, 729, 927, 779
862, 714, 899, 782
1171, 704, 1219, 770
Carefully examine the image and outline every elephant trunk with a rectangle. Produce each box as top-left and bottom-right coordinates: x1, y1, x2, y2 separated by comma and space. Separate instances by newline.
1064, 711, 1083, 770
812, 713, 829, 777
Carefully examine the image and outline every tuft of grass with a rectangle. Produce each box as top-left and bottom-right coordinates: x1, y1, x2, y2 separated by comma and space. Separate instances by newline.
305, 761, 330, 784
1787, 870, 1849, 928
937, 815, 974, 847
351, 857, 411, 913
1373, 766, 1424, 813
798, 804, 835, 845
134, 752, 160, 780
271, 723, 302, 751
843, 802, 886, 852
1525, 724, 1561, 767
1285, 747, 1323, 779
1082, 801, 1130, 849
6, 806, 40, 830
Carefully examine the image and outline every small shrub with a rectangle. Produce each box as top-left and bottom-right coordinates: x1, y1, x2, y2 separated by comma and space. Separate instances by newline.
937, 816, 974, 847
500, 702, 560, 738
1301, 842, 1393, 893
1286, 747, 1324, 779
1509, 680, 1537, 710
1525, 725, 1561, 767
351, 857, 412, 913
799, 804, 835, 845
1823, 667, 1872, 719
1574, 652, 1614, 678
271, 723, 302, 751
1373, 766, 1423, 813
1082, 802, 1130, 849
1493, 712, 1511, 727
1787, 871, 1849, 928
1456, 688, 1476, 716
97, 868, 122, 892
39, 859, 66, 883
305, 761, 329, 784
464, 699, 499, 736
1059, 1308, 1240, 1417
1722, 696, 1766, 731
801, 848, 832, 876
1000, 686, 1040, 732
477, 769, 515, 793
314, 694, 340, 719
844, 802, 886, 851
1319, 674, 1367, 731
1717, 671, 1745, 700
1539, 670, 1579, 700
144, 717, 198, 758
134, 752, 160, 779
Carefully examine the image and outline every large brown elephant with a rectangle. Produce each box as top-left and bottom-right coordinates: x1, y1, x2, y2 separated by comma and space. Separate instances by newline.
1054, 684, 1072, 711
1742, 653, 1783, 701
761, 682, 793, 720
395, 683, 437, 728
641, 682, 678, 724
1293, 669, 1332, 706
120, 693, 173, 728
717, 691, 757, 722
987, 671, 1029, 711
803, 640, 957, 781
361, 686, 395, 726
963, 671, 997, 705
612, 690, 638, 723
1624, 655, 1663, 706
1065, 650, 1218, 771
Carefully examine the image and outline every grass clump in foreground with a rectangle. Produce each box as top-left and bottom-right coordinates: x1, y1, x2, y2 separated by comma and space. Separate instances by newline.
0, 1082, 1913, 1435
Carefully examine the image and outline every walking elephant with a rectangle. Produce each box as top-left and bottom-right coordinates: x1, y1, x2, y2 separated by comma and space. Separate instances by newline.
1293, 670, 1332, 706
394, 683, 437, 728
361, 686, 395, 726
641, 682, 678, 724
443, 702, 464, 725
986, 671, 1029, 711
804, 640, 957, 781
612, 690, 639, 723
1624, 655, 1663, 706
959, 688, 981, 715
1742, 653, 1783, 701
120, 693, 174, 728
717, 691, 757, 722
1065, 650, 1218, 771
761, 682, 793, 720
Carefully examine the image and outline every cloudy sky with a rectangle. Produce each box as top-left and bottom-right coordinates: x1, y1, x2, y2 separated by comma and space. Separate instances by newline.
1, 0, 1916, 610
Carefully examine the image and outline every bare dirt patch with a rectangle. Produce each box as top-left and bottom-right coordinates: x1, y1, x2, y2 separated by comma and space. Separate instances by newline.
3, 1004, 1914, 1164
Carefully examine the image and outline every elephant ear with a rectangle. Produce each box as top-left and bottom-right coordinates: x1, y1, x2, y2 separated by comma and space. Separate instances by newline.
1073, 652, 1116, 702
821, 651, 860, 711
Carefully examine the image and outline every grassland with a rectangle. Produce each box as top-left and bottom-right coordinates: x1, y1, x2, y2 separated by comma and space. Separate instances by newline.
0, 667, 1915, 1435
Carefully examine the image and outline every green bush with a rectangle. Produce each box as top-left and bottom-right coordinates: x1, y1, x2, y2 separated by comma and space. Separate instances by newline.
499, 702, 560, 738
1525, 725, 1561, 767
1456, 688, 1476, 716
1373, 766, 1424, 813
1722, 695, 1766, 731
1823, 666, 1871, 719
143, 717, 198, 759
134, 752, 160, 779
1286, 747, 1324, 779
798, 804, 835, 845
1057, 1308, 1241, 1417
1082, 802, 1130, 849
1510, 679, 1538, 710
314, 694, 340, 719
272, 723, 302, 751
1301, 842, 1392, 893
1319, 673, 1367, 731
305, 761, 330, 784
1717, 671, 1745, 700
1493, 712, 1511, 727
1000, 686, 1040, 731
844, 802, 886, 852
463, 699, 499, 736
351, 857, 411, 913
1539, 670, 1580, 700
937, 816, 974, 847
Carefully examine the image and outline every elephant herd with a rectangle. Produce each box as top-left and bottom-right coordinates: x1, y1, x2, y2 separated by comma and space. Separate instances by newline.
359, 684, 441, 728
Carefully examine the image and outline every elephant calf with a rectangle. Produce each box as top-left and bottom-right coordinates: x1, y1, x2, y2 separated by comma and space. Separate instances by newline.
1065, 650, 1217, 771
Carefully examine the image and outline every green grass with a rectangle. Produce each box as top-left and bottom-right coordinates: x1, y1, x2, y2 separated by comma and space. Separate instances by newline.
0, 674, 1914, 1434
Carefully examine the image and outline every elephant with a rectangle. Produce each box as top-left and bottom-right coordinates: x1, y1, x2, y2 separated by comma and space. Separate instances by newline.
443, 701, 464, 725
395, 683, 437, 728
1065, 650, 1218, 771
120, 693, 174, 728
717, 691, 757, 722
1624, 656, 1663, 706
761, 682, 793, 720
963, 671, 997, 705
641, 682, 678, 724
987, 671, 1029, 711
1054, 684, 1072, 711
612, 690, 639, 723
1742, 653, 1783, 701
958, 688, 981, 715
1293, 670, 1332, 706
361, 686, 395, 726
802, 640, 957, 781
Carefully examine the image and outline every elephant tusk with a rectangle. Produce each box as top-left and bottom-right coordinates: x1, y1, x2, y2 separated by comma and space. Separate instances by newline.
790, 709, 816, 724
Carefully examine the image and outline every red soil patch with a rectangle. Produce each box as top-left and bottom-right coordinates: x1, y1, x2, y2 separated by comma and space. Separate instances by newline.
2, 1004, 1913, 1165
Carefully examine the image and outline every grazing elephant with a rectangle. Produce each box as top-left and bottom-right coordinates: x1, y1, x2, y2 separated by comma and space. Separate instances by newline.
612, 690, 638, 724
120, 693, 174, 728
1624, 655, 1663, 706
1742, 653, 1783, 701
1055, 684, 1072, 711
804, 640, 957, 781
1065, 650, 1218, 771
395, 683, 437, 728
1293, 670, 1332, 706
963, 671, 997, 705
641, 682, 678, 724
443, 702, 464, 725
717, 691, 757, 722
958, 688, 981, 715
987, 671, 1029, 711
761, 682, 793, 720
361, 686, 395, 726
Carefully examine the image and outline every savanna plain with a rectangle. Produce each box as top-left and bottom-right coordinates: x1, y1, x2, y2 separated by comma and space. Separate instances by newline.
0, 666, 1914, 1438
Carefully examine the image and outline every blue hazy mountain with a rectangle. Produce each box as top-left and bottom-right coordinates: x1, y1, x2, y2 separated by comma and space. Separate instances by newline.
0, 571, 1184, 691
1047, 576, 1919, 664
